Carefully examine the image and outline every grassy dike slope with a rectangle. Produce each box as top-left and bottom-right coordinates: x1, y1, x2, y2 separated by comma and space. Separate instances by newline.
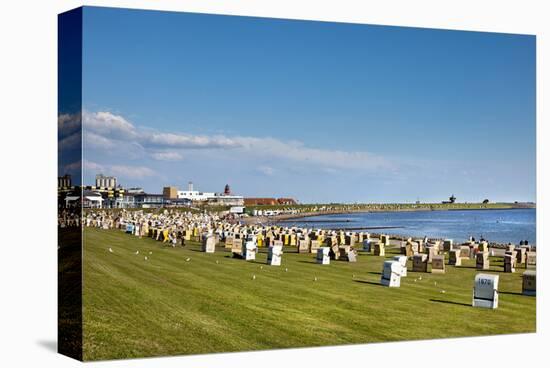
83, 228, 535, 360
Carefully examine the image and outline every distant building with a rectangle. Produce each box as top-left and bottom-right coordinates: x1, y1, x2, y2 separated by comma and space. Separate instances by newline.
95, 174, 117, 188
134, 193, 165, 208
244, 198, 278, 206
244, 197, 298, 206
177, 181, 214, 201
207, 193, 244, 206
177, 189, 214, 201
120, 192, 137, 208
58, 174, 72, 188
163, 186, 178, 199
163, 197, 192, 207
177, 181, 243, 206
58, 175, 75, 208
277, 198, 297, 205
119, 192, 191, 209
83, 185, 125, 208
126, 187, 145, 194
65, 190, 103, 208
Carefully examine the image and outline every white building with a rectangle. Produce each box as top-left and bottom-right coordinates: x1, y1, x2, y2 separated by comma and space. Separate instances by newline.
65, 190, 104, 208
177, 191, 215, 201
208, 193, 245, 206
177, 181, 244, 206
177, 181, 213, 201
95, 174, 117, 188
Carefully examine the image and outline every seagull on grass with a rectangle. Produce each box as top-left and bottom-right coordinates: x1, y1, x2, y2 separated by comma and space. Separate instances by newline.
144, 256, 148, 261
135, 250, 139, 255
108, 248, 113, 253
252, 274, 256, 280
185, 257, 191, 262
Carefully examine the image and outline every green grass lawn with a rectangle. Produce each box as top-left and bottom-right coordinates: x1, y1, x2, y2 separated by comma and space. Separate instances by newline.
82, 228, 536, 361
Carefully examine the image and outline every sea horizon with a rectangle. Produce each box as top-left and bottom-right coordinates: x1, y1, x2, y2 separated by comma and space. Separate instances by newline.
274, 208, 536, 246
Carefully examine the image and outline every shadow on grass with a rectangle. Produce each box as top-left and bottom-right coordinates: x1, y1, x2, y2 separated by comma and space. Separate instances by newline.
353, 280, 384, 287
456, 266, 506, 273
224, 255, 242, 260
429, 299, 471, 307
499, 291, 524, 296
249, 260, 269, 265
367, 271, 382, 275
297, 260, 318, 264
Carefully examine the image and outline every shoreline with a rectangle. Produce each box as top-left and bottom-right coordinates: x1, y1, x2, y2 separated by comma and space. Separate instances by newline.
242, 205, 535, 225
240, 206, 535, 248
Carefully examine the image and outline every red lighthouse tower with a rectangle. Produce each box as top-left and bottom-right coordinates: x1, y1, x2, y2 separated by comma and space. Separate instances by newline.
224, 184, 231, 195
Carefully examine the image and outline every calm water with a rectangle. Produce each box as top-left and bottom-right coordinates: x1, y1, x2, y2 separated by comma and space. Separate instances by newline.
278, 209, 536, 245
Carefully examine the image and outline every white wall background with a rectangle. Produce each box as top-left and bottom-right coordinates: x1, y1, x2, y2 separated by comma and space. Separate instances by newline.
0, 1, 547, 367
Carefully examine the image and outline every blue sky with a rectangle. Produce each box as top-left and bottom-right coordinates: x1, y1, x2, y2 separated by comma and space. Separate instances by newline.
79, 6, 536, 203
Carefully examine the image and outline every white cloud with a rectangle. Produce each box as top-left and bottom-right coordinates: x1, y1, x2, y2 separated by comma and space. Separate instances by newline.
83, 110, 239, 150
58, 113, 82, 151
151, 151, 184, 161
58, 131, 81, 151
244, 138, 390, 171
110, 165, 156, 178
83, 160, 155, 179
64, 160, 82, 173
83, 160, 104, 172
257, 166, 275, 176
82, 110, 137, 139
144, 132, 241, 149
82, 110, 393, 172
58, 112, 81, 139
84, 131, 116, 149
